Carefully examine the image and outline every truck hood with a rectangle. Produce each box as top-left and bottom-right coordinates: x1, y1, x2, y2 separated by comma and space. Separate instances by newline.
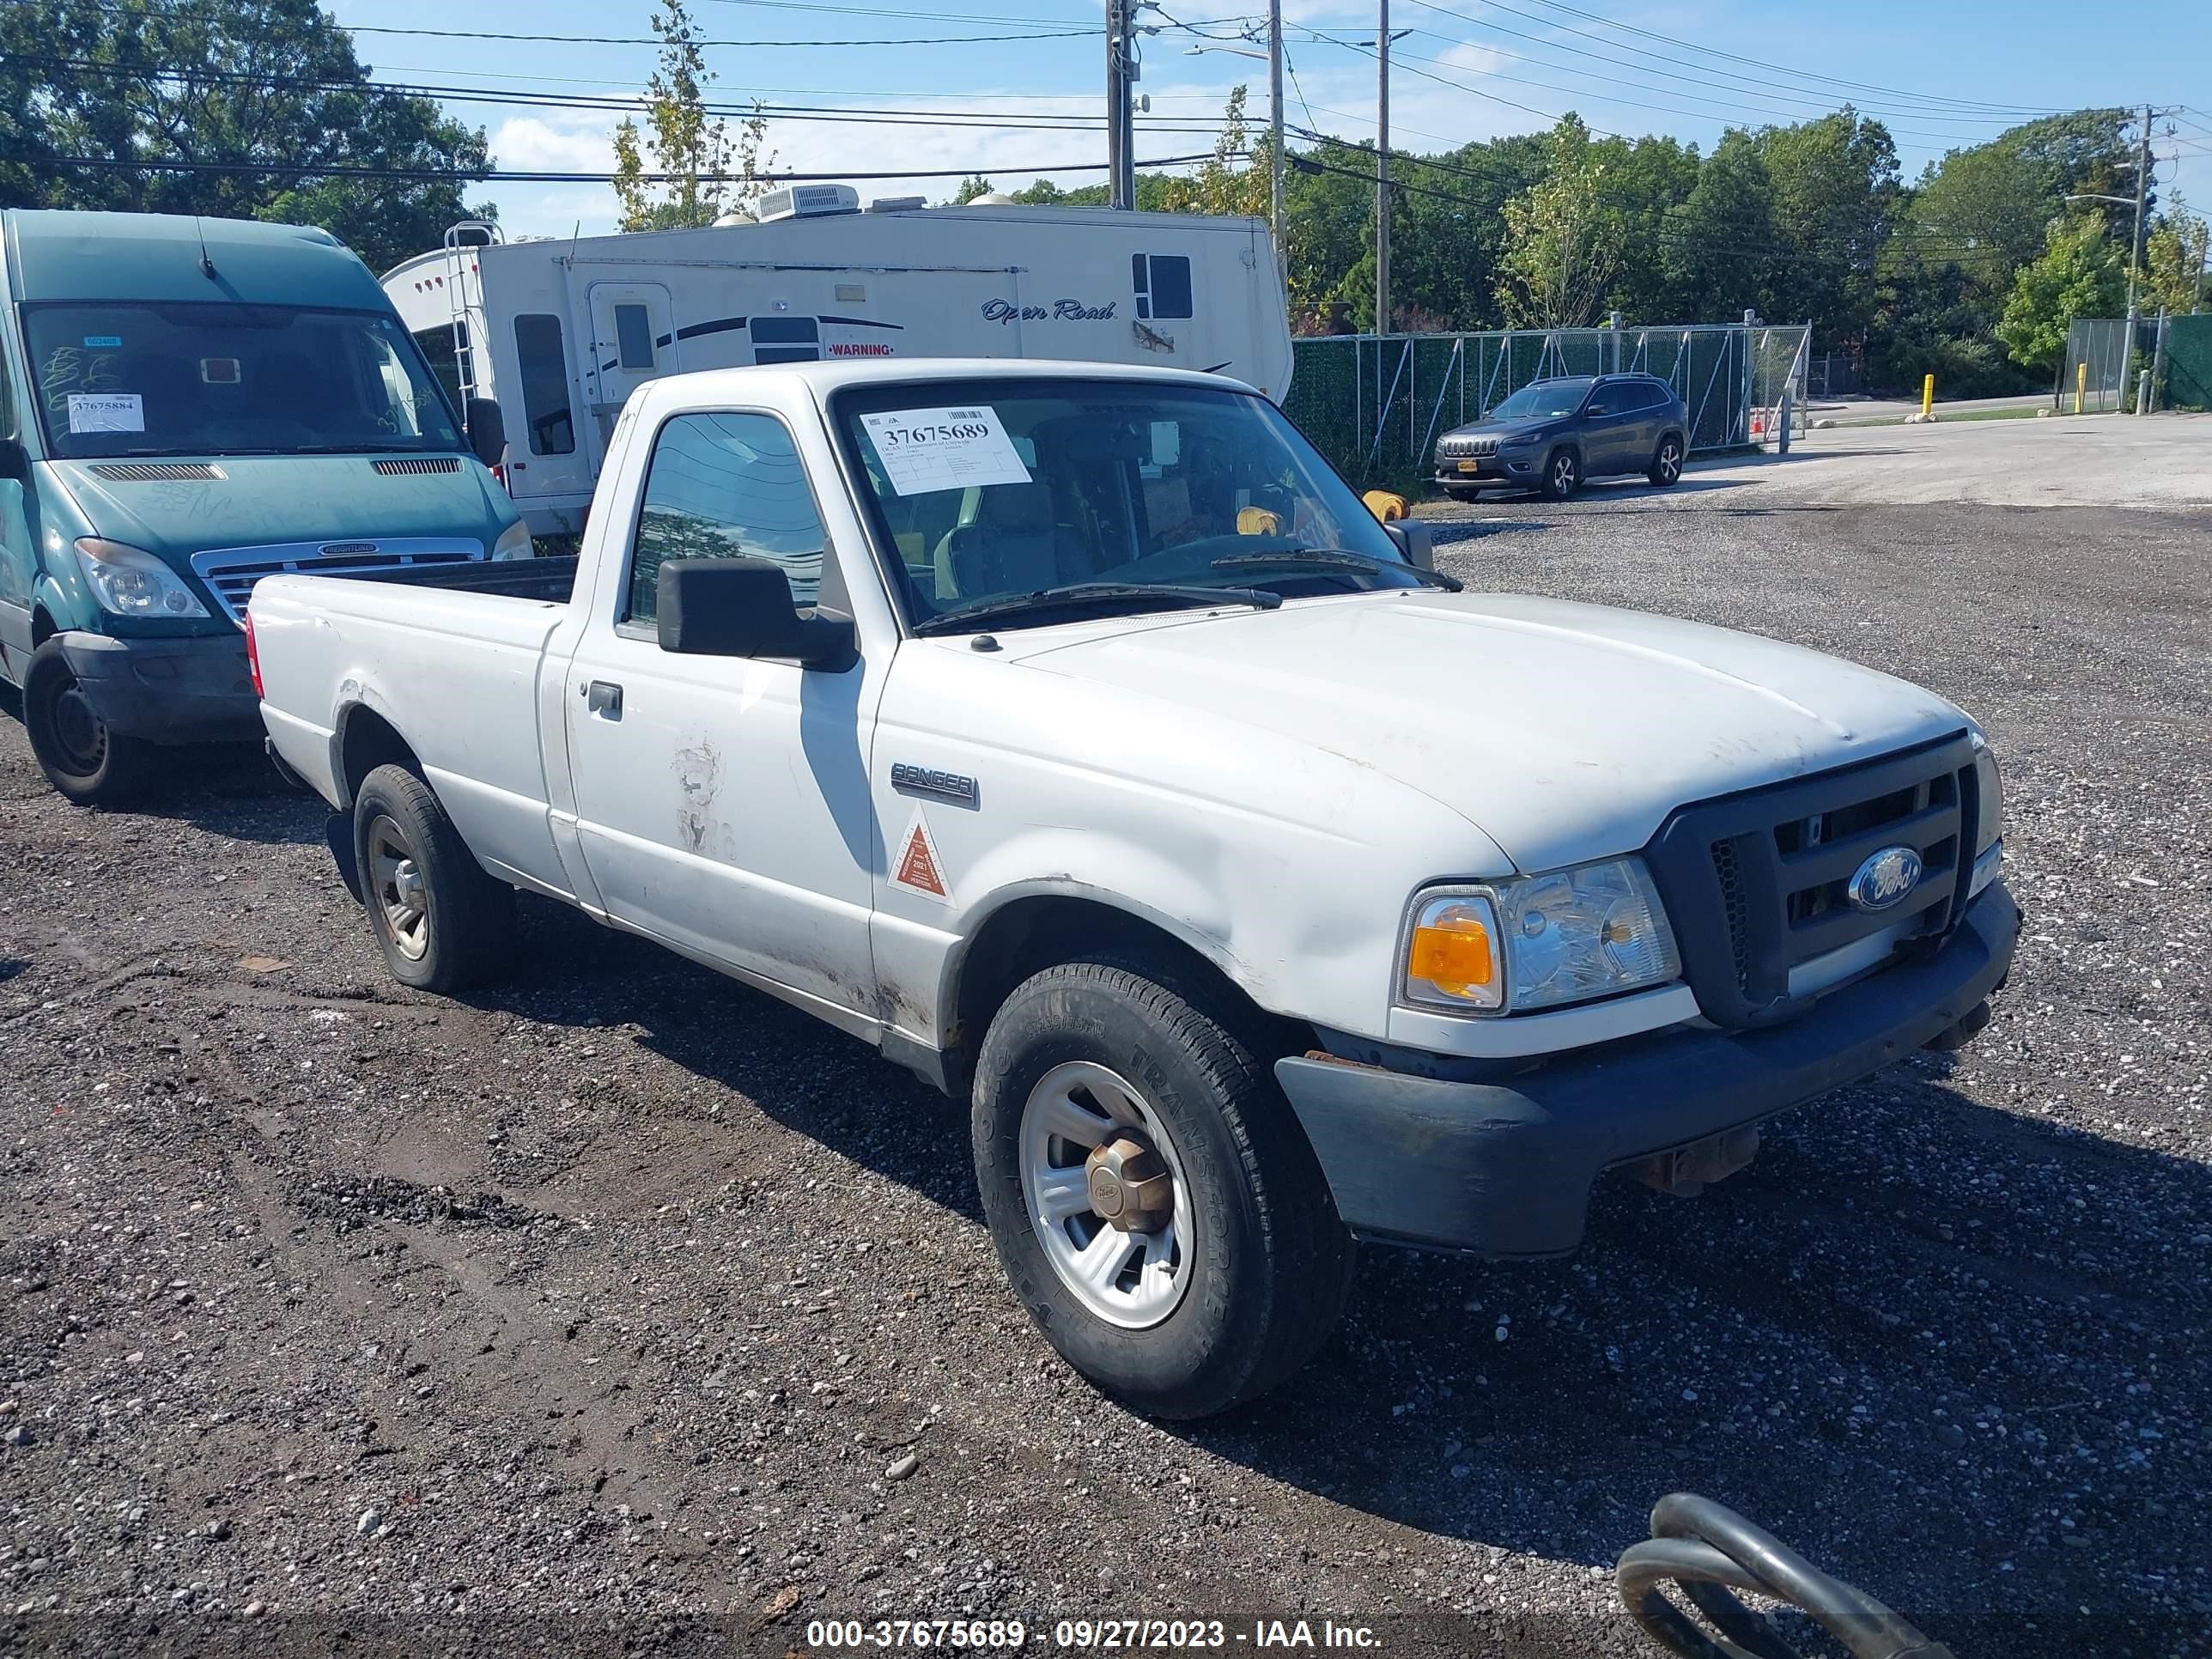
47, 455, 514, 562
1013, 591, 1970, 873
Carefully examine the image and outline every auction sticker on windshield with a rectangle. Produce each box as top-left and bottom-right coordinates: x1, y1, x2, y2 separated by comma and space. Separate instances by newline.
860, 406, 1031, 496
67, 392, 144, 434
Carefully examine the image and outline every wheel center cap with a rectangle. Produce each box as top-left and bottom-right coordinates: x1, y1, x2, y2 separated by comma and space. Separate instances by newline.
1085, 1133, 1175, 1233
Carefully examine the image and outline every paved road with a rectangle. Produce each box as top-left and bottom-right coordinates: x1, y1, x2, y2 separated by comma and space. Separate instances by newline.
1812, 391, 2056, 422
4, 489, 2210, 1655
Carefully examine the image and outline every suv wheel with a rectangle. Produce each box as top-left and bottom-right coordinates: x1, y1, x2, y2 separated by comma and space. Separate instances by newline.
971, 956, 1356, 1419
1540, 447, 1580, 501
1648, 435, 1684, 487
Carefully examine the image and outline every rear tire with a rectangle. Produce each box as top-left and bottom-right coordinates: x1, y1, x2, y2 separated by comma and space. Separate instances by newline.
21, 639, 158, 807
1648, 434, 1684, 487
1540, 447, 1580, 501
351, 763, 514, 994
971, 956, 1356, 1419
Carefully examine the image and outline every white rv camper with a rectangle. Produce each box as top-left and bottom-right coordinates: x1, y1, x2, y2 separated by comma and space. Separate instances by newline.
384, 188, 1293, 536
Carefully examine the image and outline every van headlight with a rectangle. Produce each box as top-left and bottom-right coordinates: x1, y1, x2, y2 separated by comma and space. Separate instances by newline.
491, 520, 535, 561
73, 538, 209, 617
1401, 858, 1681, 1016
1969, 729, 2002, 896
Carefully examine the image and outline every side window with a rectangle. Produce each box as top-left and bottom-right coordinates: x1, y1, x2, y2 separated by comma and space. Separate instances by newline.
1586, 386, 1621, 416
612, 303, 656, 371
1132, 253, 1194, 321
513, 314, 574, 456
627, 411, 826, 626
751, 316, 822, 366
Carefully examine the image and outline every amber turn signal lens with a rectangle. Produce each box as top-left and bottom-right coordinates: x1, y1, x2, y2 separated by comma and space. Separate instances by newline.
1407, 908, 1497, 999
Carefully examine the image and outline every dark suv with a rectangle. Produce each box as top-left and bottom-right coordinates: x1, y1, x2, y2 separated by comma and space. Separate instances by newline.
1433, 373, 1687, 502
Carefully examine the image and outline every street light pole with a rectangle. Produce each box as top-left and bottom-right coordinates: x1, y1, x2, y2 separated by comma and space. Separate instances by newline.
2124, 101, 2151, 392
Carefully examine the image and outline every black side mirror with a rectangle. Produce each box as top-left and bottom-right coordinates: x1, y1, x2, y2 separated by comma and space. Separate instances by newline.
1385, 518, 1434, 572
465, 398, 507, 469
656, 556, 856, 670
0, 436, 28, 483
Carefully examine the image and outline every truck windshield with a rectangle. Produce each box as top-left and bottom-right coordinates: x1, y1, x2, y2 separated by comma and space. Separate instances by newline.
22, 301, 465, 460
833, 378, 1425, 631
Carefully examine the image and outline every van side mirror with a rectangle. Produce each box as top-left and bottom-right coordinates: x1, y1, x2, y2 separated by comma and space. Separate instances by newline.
465, 398, 507, 469
1385, 517, 1434, 572
656, 557, 856, 670
0, 436, 27, 483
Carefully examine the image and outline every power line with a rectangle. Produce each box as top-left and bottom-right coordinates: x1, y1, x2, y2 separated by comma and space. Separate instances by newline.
37, 149, 1235, 184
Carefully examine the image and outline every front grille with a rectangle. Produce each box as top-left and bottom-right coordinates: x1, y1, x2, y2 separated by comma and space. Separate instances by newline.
190, 538, 482, 623
1646, 733, 1982, 1028
1438, 434, 1501, 459
88, 462, 226, 482
372, 457, 463, 475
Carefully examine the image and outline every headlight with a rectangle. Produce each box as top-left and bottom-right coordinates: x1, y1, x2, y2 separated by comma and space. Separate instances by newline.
491, 520, 535, 561
1401, 857, 1681, 1016
73, 538, 208, 618
1969, 731, 2002, 896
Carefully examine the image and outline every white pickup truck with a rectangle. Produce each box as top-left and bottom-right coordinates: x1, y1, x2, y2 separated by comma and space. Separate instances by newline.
252, 358, 2017, 1419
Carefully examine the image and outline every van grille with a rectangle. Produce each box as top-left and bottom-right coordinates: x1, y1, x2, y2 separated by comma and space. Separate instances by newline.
88, 462, 226, 482
372, 457, 464, 475
190, 539, 483, 623
1645, 734, 1982, 1028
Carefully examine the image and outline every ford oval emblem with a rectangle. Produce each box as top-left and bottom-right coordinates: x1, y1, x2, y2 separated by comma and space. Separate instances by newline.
1848, 846, 1923, 912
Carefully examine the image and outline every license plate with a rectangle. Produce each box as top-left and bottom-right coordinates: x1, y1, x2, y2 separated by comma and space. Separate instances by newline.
1456, 459, 1479, 474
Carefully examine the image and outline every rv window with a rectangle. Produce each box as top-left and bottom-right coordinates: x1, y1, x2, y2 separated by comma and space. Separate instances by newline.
613, 303, 656, 371
751, 316, 822, 367
513, 313, 575, 456
626, 411, 827, 626
1133, 254, 1194, 322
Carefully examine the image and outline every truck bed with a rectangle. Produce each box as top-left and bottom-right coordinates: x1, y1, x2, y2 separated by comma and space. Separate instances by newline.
330, 554, 578, 604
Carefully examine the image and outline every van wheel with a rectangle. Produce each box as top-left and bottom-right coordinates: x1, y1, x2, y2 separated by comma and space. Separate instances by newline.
1540, 447, 1580, 501
351, 763, 514, 994
1648, 435, 1684, 487
971, 957, 1356, 1419
22, 639, 157, 806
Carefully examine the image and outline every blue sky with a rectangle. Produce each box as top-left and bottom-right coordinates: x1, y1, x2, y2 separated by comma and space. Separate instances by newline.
326, 0, 2212, 245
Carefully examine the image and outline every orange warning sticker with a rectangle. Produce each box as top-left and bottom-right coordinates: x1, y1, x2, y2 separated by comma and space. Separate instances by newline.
892, 813, 950, 902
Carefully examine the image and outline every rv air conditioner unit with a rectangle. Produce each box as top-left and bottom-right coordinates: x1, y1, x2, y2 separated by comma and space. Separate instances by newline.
754, 184, 862, 223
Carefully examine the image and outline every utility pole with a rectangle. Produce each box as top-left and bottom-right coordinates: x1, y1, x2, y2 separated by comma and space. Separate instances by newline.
1267, 0, 1284, 280
1107, 0, 1134, 210
2122, 101, 2151, 380
1375, 0, 1390, 335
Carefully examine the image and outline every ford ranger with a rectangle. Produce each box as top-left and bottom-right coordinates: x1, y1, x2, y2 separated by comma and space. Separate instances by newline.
250, 359, 2017, 1419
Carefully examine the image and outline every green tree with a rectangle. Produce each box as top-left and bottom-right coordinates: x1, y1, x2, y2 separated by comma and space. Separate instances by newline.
951, 175, 996, 204
2143, 196, 2209, 315
611, 0, 771, 232
1497, 118, 1627, 327
1756, 109, 1901, 343
1659, 129, 1775, 321
1155, 87, 1271, 220
0, 0, 494, 272
1996, 214, 2128, 372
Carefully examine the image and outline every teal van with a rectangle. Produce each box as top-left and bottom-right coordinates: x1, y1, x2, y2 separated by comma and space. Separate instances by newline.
0, 210, 527, 804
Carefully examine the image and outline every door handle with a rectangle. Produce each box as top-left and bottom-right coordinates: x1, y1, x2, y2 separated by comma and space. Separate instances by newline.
584, 679, 623, 720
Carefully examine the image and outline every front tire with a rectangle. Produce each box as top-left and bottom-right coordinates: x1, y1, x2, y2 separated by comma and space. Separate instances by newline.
1648, 434, 1684, 487
1540, 447, 1580, 501
971, 957, 1356, 1419
351, 763, 514, 994
21, 639, 157, 806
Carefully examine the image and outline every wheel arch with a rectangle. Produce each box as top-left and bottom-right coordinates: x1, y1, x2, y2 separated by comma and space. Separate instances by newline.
942, 890, 1306, 1098
334, 702, 423, 812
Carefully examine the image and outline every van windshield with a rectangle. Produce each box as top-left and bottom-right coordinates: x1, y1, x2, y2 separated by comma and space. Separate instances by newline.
22, 301, 465, 460
833, 378, 1428, 632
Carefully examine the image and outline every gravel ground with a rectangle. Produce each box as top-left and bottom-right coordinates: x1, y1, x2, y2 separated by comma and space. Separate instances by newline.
3, 494, 2209, 1658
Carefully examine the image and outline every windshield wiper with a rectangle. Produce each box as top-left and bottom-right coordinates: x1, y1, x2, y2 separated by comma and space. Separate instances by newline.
1211, 547, 1463, 592
912, 581, 1282, 637
285, 442, 454, 455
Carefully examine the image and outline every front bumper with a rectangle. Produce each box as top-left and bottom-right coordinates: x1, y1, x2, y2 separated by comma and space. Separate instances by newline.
1436, 453, 1538, 487
1274, 881, 2019, 1257
57, 629, 259, 745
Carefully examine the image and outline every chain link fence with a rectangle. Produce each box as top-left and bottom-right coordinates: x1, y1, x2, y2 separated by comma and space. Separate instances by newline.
2063, 317, 2131, 413
1284, 323, 1811, 483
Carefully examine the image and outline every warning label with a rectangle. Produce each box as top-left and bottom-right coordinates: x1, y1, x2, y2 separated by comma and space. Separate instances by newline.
892, 813, 950, 902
